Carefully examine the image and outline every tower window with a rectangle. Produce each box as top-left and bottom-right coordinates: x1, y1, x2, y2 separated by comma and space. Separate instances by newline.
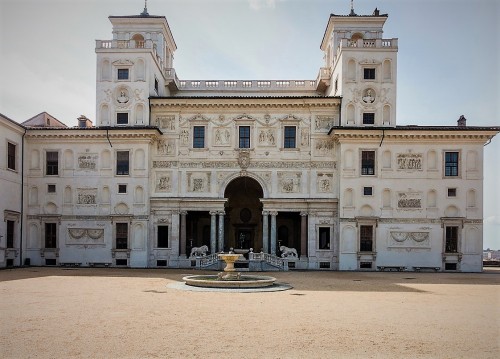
445, 152, 459, 177
117, 113, 128, 125
363, 186, 373, 196
239, 126, 250, 148
361, 151, 376, 175
46, 151, 59, 176
284, 126, 296, 148
116, 151, 129, 175
7, 142, 16, 170
364, 68, 376, 80
193, 126, 205, 148
117, 69, 129, 80
363, 113, 375, 125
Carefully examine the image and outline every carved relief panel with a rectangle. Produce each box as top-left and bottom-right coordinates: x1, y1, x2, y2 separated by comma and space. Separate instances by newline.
278, 172, 301, 193
397, 153, 423, 171
317, 173, 333, 193
67, 228, 105, 245
214, 128, 231, 146
187, 172, 211, 192
387, 231, 430, 249
258, 129, 276, 146
314, 139, 335, 156
77, 154, 98, 171
156, 138, 175, 155
155, 115, 176, 131
397, 192, 422, 209
314, 116, 337, 131
76, 188, 98, 205
155, 171, 172, 193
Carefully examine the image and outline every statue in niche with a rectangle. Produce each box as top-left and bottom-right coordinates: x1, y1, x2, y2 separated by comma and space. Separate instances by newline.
181, 130, 189, 145
362, 89, 375, 103
301, 130, 309, 146
117, 90, 129, 104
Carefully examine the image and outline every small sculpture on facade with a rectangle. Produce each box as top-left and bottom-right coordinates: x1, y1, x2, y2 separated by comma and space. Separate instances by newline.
280, 246, 298, 258
190, 245, 208, 258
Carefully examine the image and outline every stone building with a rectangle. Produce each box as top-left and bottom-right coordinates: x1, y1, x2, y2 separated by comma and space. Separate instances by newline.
1, 6, 498, 271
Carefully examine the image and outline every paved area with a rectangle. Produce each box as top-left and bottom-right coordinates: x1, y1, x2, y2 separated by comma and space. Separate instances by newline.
1, 267, 499, 358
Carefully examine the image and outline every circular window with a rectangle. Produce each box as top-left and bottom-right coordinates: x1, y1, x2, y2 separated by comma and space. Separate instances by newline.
240, 208, 252, 223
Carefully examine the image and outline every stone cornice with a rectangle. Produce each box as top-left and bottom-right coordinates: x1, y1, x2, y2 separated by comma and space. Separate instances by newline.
150, 97, 340, 110
25, 128, 161, 141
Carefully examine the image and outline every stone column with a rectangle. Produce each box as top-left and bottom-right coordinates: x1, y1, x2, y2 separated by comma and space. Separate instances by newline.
210, 211, 217, 255
262, 211, 269, 253
180, 211, 187, 257
300, 212, 308, 258
270, 211, 278, 255
218, 211, 225, 252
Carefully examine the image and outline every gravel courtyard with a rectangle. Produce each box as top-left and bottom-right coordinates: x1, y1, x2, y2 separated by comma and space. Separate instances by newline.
1, 267, 499, 358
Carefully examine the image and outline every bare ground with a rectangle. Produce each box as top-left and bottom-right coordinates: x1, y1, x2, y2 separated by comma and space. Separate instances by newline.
1, 267, 499, 359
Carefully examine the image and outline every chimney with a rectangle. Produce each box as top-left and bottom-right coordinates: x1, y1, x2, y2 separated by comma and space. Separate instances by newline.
457, 115, 467, 127
77, 115, 93, 128
373, 8, 380, 16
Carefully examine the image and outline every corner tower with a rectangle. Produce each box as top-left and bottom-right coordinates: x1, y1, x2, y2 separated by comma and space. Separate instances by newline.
95, 5, 176, 127
320, 7, 398, 127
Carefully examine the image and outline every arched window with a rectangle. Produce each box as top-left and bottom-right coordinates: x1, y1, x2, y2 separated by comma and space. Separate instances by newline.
132, 34, 145, 48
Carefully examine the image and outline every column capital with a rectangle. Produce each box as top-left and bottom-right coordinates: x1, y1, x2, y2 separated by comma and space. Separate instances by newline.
300, 211, 309, 216
270, 211, 278, 216
180, 210, 188, 216
209, 211, 218, 216
262, 210, 269, 216
217, 211, 225, 216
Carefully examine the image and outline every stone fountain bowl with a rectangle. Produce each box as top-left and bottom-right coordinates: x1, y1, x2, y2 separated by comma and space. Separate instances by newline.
183, 275, 276, 289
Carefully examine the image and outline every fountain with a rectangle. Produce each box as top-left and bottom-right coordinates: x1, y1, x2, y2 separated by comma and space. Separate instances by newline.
182, 252, 277, 289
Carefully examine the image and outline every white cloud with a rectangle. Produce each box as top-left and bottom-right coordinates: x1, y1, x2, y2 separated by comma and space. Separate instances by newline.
248, 0, 284, 10
484, 216, 500, 225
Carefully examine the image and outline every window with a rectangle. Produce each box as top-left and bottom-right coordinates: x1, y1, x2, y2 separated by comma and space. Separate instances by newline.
363, 186, 373, 196
116, 151, 129, 175
118, 184, 127, 194
157, 226, 169, 248
445, 226, 458, 253
193, 126, 205, 148
239, 126, 250, 148
117, 113, 129, 125
7, 142, 16, 170
117, 68, 129, 80
284, 126, 296, 148
361, 151, 375, 175
46, 151, 59, 176
363, 113, 375, 125
154, 78, 159, 94
116, 223, 128, 249
360, 225, 373, 252
448, 188, 457, 197
319, 227, 330, 250
364, 68, 376, 80
445, 152, 459, 177
45, 223, 57, 248
6, 220, 14, 248
48, 184, 56, 193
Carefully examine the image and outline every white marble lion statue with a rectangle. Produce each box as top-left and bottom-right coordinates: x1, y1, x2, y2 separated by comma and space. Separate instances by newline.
190, 245, 209, 258
280, 246, 298, 258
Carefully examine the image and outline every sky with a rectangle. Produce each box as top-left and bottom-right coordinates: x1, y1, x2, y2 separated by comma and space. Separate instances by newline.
1, 0, 499, 248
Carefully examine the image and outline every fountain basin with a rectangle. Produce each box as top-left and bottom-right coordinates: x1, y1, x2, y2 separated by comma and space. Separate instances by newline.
183, 275, 276, 289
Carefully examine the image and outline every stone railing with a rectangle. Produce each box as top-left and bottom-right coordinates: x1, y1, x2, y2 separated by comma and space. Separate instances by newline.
176, 79, 316, 91
96, 39, 154, 50
199, 253, 219, 267
250, 252, 284, 269
339, 38, 398, 50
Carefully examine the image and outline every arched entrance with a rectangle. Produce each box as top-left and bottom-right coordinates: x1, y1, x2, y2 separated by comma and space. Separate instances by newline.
224, 177, 264, 252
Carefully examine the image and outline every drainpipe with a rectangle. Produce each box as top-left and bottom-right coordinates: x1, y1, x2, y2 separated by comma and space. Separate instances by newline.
19, 128, 26, 266
379, 129, 385, 147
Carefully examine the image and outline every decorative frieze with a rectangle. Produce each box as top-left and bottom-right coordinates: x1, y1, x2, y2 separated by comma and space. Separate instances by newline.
77, 188, 97, 205
397, 153, 423, 170
152, 160, 336, 169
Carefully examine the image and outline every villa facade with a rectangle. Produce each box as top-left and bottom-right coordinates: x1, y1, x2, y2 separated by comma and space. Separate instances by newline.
1, 6, 498, 271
